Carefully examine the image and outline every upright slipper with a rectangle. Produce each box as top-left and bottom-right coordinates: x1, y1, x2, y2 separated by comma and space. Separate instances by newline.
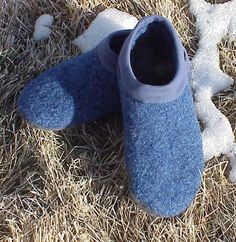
118, 16, 204, 217
17, 29, 131, 130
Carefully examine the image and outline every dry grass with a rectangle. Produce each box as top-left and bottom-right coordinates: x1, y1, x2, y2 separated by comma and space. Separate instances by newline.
0, 0, 236, 241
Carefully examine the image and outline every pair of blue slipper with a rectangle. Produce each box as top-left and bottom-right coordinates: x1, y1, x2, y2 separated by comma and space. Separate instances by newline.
18, 15, 204, 217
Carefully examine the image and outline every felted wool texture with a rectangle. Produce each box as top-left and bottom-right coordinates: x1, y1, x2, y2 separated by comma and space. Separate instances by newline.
17, 31, 130, 130
118, 16, 204, 217
120, 84, 204, 217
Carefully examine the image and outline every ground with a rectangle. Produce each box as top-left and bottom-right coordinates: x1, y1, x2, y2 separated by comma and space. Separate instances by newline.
0, 0, 236, 241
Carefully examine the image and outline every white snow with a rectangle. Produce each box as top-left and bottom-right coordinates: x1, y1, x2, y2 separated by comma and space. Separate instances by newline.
73, 8, 138, 53
229, 16, 236, 41
33, 14, 54, 41
189, 0, 236, 182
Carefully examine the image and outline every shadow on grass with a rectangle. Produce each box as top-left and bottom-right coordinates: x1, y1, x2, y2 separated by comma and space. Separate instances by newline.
57, 114, 129, 199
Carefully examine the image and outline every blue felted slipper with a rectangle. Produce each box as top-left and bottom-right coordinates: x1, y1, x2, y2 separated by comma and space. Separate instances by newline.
118, 16, 204, 217
17, 29, 131, 130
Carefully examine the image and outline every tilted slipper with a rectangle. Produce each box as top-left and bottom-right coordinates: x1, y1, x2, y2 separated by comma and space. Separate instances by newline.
118, 16, 204, 217
17, 29, 131, 130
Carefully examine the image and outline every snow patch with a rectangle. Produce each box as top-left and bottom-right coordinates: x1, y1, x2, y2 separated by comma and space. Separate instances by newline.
229, 16, 236, 41
33, 14, 54, 41
228, 146, 236, 183
189, 0, 236, 182
73, 8, 138, 53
